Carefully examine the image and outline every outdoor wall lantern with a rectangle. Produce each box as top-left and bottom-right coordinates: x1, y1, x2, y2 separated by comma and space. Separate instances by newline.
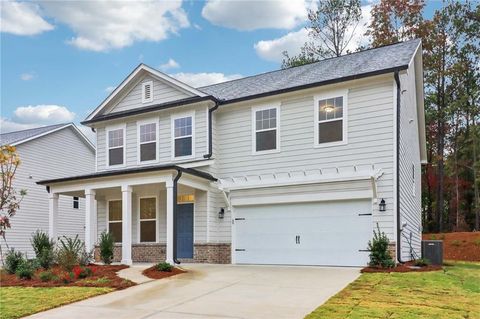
379, 198, 386, 212
218, 208, 225, 219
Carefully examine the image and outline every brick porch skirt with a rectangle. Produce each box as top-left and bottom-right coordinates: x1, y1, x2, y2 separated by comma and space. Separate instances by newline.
94, 243, 231, 264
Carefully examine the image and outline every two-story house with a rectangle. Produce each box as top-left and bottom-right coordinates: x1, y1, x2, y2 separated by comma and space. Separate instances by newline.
38, 39, 426, 267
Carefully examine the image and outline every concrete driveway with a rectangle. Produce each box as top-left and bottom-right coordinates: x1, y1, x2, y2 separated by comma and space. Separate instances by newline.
27, 264, 360, 319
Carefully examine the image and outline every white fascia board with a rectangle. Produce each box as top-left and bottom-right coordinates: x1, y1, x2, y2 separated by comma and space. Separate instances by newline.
218, 168, 383, 192
84, 64, 207, 122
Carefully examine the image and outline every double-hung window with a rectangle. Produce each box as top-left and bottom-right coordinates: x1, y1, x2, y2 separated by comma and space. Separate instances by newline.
107, 126, 125, 166
253, 105, 279, 153
315, 92, 346, 146
173, 114, 194, 158
138, 121, 157, 163
108, 200, 122, 243
139, 197, 156, 242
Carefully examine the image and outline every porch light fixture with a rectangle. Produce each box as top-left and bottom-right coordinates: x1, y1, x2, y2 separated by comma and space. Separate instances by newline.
218, 208, 225, 219
379, 198, 386, 212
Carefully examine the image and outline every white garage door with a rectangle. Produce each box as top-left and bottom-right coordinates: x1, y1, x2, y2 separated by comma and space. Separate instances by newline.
234, 200, 372, 266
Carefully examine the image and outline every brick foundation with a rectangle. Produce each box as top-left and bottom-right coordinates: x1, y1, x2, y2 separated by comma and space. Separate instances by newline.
94, 243, 231, 264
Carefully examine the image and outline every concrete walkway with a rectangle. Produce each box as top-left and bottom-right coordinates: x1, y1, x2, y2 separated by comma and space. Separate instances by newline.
116, 263, 154, 284
26, 264, 360, 319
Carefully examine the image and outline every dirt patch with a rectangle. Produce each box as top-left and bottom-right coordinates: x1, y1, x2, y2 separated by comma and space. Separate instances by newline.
362, 261, 443, 273
0, 265, 135, 290
142, 266, 186, 280
423, 232, 480, 262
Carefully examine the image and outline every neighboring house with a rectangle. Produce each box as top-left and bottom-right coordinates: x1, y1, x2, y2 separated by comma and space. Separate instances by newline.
38, 39, 426, 267
0, 124, 95, 257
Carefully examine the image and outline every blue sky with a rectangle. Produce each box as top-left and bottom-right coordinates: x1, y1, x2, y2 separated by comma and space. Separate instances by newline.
0, 0, 442, 135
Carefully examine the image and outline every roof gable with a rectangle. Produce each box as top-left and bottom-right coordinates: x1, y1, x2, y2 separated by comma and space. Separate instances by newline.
85, 64, 207, 122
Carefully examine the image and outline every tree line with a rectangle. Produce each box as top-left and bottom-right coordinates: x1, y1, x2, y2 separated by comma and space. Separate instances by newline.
283, 0, 479, 232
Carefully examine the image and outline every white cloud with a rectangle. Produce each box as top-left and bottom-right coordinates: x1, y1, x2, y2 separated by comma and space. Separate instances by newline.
40, 1, 189, 52
159, 58, 180, 71
105, 86, 116, 93
13, 105, 75, 124
20, 72, 35, 81
170, 72, 242, 88
254, 5, 372, 63
0, 1, 54, 36
201, 0, 311, 31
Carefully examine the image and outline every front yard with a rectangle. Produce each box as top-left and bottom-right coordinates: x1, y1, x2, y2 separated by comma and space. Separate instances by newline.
0, 286, 112, 319
306, 261, 480, 319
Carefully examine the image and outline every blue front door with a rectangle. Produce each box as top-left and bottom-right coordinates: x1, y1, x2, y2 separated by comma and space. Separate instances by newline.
176, 203, 194, 258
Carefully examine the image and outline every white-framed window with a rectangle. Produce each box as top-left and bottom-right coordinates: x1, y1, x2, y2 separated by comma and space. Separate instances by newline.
172, 112, 195, 159
73, 197, 79, 209
139, 197, 157, 243
107, 200, 122, 243
314, 91, 347, 147
137, 119, 158, 163
252, 104, 280, 154
106, 124, 126, 167
142, 81, 153, 103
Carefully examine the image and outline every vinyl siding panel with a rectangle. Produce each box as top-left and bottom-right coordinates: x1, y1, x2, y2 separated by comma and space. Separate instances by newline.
399, 64, 422, 260
2, 128, 95, 256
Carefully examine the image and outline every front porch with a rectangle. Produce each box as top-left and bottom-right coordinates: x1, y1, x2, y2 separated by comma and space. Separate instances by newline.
40, 166, 231, 265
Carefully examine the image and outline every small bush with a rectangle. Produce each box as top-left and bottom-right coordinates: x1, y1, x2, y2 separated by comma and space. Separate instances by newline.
39, 271, 54, 282
367, 224, 395, 268
15, 259, 35, 280
78, 247, 93, 266
430, 234, 437, 240
56, 249, 78, 272
451, 240, 462, 247
413, 258, 431, 267
155, 262, 173, 272
73, 265, 93, 279
31, 230, 55, 269
4, 249, 25, 274
473, 239, 480, 246
99, 231, 114, 265
56, 235, 85, 271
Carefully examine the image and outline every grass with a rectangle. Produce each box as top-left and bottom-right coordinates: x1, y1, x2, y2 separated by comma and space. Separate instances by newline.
0, 286, 113, 319
305, 262, 480, 319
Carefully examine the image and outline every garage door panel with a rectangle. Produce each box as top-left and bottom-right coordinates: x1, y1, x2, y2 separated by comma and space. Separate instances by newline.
234, 200, 372, 266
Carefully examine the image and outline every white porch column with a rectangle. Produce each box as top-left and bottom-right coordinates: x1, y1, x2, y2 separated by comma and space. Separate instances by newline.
84, 189, 96, 252
48, 193, 59, 240
165, 180, 174, 264
121, 185, 133, 265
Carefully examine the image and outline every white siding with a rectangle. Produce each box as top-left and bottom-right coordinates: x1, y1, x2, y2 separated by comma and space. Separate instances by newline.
2, 127, 94, 256
399, 64, 422, 260
215, 77, 396, 242
107, 75, 193, 114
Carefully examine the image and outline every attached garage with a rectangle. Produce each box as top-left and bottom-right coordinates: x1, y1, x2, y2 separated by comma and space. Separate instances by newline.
233, 199, 373, 267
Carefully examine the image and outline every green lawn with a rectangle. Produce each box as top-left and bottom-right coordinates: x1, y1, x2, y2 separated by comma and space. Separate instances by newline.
306, 262, 480, 319
0, 286, 113, 319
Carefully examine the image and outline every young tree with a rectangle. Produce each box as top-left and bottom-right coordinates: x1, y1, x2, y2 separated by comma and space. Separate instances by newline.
0, 145, 26, 257
282, 0, 362, 68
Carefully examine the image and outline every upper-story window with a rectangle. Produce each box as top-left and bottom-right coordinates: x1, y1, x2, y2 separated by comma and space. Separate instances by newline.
107, 125, 125, 167
142, 81, 153, 103
172, 113, 194, 158
314, 91, 347, 147
253, 105, 280, 154
138, 120, 158, 163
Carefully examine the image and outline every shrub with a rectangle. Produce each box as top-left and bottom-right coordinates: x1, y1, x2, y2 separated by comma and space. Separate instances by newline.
451, 240, 462, 247
56, 235, 84, 271
39, 271, 54, 282
78, 247, 93, 266
73, 265, 93, 279
31, 230, 55, 269
473, 239, 480, 246
99, 231, 114, 265
4, 249, 25, 274
413, 258, 431, 267
56, 248, 78, 272
15, 259, 35, 279
155, 262, 173, 272
367, 224, 395, 268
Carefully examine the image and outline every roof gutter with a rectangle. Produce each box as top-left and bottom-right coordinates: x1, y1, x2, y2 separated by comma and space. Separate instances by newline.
173, 169, 182, 265
203, 101, 220, 159
394, 70, 405, 264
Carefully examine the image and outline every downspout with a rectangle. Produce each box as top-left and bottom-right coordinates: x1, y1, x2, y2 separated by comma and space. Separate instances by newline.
173, 169, 183, 264
394, 70, 405, 264
203, 101, 220, 159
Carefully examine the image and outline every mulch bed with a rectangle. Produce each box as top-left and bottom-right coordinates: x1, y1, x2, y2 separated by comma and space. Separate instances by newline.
0, 264, 135, 290
361, 261, 443, 273
423, 232, 480, 262
142, 266, 186, 279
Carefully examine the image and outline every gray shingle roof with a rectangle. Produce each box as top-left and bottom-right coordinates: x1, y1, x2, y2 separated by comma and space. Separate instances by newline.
199, 39, 420, 102
0, 123, 69, 146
